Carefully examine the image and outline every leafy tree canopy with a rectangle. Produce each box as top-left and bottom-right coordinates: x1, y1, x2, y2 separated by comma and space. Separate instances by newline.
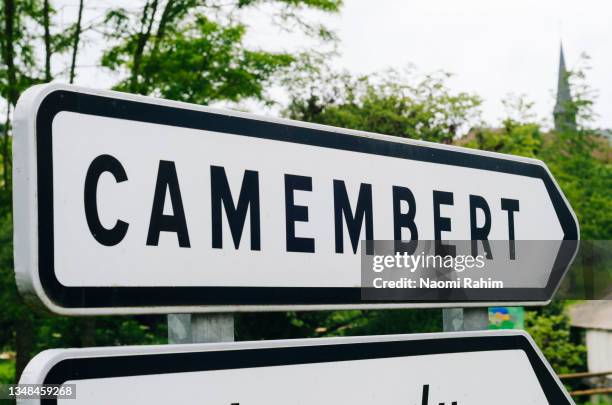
285, 67, 482, 143
101, 0, 341, 103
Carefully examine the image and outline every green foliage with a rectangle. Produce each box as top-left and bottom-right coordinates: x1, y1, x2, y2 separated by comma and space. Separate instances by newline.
101, 0, 341, 104
237, 0, 342, 11
326, 309, 441, 336
578, 399, 612, 405
0, 359, 15, 384
33, 316, 167, 352
0, 0, 75, 102
463, 119, 542, 158
543, 128, 611, 240
525, 301, 586, 375
0, 165, 24, 348
103, 15, 294, 104
460, 89, 611, 241
286, 69, 482, 143
236, 309, 440, 340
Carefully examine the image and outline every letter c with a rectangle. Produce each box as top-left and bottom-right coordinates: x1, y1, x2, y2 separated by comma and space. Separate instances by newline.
84, 154, 129, 246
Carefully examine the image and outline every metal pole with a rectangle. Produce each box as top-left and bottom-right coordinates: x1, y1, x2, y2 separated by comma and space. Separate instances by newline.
168, 313, 234, 344
442, 308, 488, 332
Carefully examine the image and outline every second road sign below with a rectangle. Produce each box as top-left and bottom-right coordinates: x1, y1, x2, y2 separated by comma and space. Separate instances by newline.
13, 84, 579, 314
19, 331, 573, 405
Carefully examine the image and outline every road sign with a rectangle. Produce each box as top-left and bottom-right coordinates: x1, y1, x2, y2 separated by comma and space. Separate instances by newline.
18, 331, 573, 405
13, 84, 579, 314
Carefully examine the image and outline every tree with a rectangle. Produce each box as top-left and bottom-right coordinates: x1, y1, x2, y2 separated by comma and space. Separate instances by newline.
0, 0, 67, 382
525, 301, 586, 375
285, 68, 482, 143
101, 0, 341, 104
0, 0, 79, 191
68, 0, 85, 84
236, 309, 442, 341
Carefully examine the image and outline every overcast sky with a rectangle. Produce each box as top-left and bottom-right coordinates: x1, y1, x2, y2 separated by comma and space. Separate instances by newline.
59, 0, 612, 129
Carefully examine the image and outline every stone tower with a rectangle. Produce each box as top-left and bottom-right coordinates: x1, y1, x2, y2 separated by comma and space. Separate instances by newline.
553, 43, 576, 131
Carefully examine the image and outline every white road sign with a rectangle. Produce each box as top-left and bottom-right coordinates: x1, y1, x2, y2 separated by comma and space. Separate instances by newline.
13, 84, 578, 314
18, 331, 573, 405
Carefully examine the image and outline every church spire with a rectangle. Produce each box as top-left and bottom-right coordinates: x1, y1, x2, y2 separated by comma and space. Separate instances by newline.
553, 43, 576, 131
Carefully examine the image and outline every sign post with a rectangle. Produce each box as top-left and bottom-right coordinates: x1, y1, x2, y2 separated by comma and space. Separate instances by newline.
167, 313, 234, 344
442, 308, 489, 332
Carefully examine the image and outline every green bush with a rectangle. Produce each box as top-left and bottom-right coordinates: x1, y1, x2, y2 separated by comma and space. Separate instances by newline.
0, 359, 15, 384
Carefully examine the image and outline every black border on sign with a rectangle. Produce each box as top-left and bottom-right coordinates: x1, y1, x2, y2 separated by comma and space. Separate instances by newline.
39, 335, 571, 404
35, 90, 579, 309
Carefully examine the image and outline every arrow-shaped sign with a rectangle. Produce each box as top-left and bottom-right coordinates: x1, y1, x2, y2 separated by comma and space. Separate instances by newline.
12, 84, 579, 314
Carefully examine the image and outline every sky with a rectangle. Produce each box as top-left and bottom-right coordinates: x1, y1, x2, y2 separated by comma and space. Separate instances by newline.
56, 0, 612, 129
